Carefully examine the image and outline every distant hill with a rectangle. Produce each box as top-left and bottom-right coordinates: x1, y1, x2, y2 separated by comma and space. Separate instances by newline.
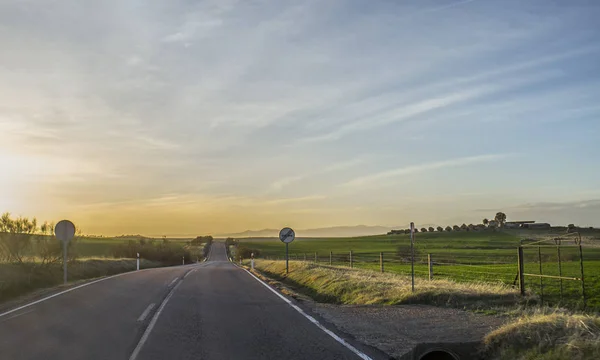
217, 225, 426, 238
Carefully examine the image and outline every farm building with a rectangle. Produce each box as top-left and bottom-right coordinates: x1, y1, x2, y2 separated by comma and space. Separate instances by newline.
522, 223, 551, 230
505, 221, 535, 229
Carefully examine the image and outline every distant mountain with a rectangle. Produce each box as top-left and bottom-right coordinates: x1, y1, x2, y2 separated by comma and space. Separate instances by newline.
217, 225, 421, 238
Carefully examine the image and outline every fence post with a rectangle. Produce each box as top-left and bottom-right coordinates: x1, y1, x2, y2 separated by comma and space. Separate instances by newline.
330, 251, 332, 266
380, 252, 384, 273
517, 246, 525, 296
538, 246, 544, 306
579, 245, 586, 309
350, 250, 353, 268
557, 245, 563, 302
428, 254, 433, 281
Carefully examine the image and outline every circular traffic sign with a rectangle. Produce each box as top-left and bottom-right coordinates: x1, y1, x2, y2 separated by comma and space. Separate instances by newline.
55, 220, 76, 243
279, 227, 295, 243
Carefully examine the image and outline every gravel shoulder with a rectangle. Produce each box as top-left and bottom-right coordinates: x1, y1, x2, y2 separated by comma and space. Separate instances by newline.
313, 303, 507, 359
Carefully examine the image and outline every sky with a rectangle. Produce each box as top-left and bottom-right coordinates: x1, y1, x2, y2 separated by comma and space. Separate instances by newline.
1, 0, 599, 236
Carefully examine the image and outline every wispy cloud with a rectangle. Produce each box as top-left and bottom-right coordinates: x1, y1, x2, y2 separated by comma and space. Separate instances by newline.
342, 154, 513, 188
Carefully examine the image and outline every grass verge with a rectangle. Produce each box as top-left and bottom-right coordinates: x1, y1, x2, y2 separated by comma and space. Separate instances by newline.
483, 311, 600, 360
0, 258, 162, 303
250, 259, 521, 308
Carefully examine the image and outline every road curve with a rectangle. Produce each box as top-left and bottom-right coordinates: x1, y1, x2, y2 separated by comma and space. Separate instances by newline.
0, 243, 379, 360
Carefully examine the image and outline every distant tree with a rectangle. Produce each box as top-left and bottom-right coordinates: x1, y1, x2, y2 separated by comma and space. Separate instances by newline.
404, 229, 411, 234
421, 227, 428, 233
468, 224, 475, 231
495, 212, 507, 228
453, 225, 461, 231
414, 228, 419, 233
567, 224, 576, 233
483, 218, 489, 227
429, 227, 435, 232
460, 224, 468, 231
445, 226, 453, 232
437, 226, 444, 232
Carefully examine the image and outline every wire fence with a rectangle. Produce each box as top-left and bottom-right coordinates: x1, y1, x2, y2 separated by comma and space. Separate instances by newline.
260, 243, 600, 310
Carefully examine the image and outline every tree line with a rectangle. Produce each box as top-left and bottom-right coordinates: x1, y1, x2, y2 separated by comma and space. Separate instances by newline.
387, 212, 508, 235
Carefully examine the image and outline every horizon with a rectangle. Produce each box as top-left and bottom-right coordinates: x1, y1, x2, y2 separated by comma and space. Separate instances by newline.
1, 0, 599, 236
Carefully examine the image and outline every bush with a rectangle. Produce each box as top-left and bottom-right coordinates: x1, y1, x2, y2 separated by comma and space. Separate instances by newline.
191, 235, 213, 246
111, 242, 191, 265
236, 246, 260, 260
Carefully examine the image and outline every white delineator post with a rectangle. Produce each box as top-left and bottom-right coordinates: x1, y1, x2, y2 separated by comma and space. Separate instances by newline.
251, 253, 255, 271
182, 256, 185, 265
137, 253, 140, 271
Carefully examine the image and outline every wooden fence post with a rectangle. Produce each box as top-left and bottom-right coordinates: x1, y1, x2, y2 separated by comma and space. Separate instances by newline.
517, 246, 525, 296
428, 254, 433, 281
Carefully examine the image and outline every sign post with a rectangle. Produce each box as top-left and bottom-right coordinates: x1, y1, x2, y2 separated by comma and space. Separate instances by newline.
251, 252, 255, 271
410, 222, 415, 293
279, 227, 296, 274
55, 220, 76, 285
137, 253, 140, 271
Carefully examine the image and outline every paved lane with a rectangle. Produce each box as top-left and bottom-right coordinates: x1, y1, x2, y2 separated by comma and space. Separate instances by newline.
136, 243, 371, 360
0, 263, 202, 360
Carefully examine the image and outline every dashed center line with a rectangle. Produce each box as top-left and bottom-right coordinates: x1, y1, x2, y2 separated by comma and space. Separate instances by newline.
137, 303, 156, 322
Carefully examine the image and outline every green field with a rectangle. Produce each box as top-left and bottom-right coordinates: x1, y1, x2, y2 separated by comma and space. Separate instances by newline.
238, 231, 600, 309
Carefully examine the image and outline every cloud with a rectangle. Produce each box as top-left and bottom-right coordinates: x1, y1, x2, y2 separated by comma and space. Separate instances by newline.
342, 154, 513, 187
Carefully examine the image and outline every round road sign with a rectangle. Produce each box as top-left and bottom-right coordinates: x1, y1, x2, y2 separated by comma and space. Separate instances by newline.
279, 227, 295, 243
55, 220, 76, 243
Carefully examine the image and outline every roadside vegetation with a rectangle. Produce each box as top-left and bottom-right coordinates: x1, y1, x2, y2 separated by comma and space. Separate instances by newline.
249, 259, 521, 308
483, 310, 600, 360
0, 212, 212, 304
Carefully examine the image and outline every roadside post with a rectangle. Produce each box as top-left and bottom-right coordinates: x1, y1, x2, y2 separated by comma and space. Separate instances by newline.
251, 253, 255, 271
137, 253, 140, 271
55, 220, 76, 285
183, 256, 185, 265
279, 227, 296, 274
410, 222, 415, 293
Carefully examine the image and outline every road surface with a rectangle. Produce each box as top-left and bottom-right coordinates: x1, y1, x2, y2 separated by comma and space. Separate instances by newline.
0, 243, 377, 359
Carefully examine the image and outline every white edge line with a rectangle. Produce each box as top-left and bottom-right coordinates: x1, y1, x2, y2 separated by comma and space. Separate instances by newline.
168, 278, 178, 287
0, 309, 36, 323
184, 269, 197, 279
239, 267, 373, 360
137, 303, 156, 322
129, 280, 182, 360
0, 267, 154, 319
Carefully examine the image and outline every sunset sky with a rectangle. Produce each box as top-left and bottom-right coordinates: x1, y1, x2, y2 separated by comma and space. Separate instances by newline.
1, 0, 599, 236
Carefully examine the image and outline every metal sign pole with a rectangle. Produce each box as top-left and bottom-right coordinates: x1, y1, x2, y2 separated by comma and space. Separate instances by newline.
63, 241, 68, 285
286, 243, 289, 274
410, 222, 415, 293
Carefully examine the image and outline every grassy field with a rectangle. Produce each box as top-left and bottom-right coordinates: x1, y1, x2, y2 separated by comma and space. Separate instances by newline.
238, 231, 600, 309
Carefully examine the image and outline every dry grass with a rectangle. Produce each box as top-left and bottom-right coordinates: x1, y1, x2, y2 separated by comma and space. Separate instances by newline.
0, 258, 162, 303
483, 311, 600, 359
252, 259, 520, 308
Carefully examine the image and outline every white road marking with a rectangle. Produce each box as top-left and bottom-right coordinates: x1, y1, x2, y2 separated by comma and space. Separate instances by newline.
240, 267, 373, 360
168, 278, 178, 287
129, 280, 182, 360
184, 269, 197, 279
0, 268, 151, 319
137, 303, 156, 322
0, 309, 35, 324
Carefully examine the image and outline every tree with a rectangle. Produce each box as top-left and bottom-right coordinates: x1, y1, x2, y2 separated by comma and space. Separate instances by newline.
429, 227, 435, 232
445, 226, 453, 232
495, 212, 507, 228
436, 226, 444, 232
0, 213, 37, 263
483, 218, 489, 227
567, 224, 576, 233
460, 223, 468, 231
468, 224, 475, 231
453, 225, 461, 231
421, 227, 428, 233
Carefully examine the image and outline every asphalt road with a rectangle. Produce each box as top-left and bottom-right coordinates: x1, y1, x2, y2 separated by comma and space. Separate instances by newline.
0, 243, 377, 360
